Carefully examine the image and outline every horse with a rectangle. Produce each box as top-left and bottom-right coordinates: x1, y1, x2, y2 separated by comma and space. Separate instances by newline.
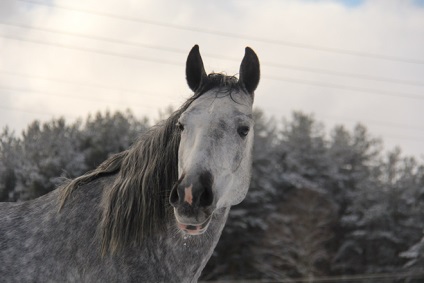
0, 45, 260, 282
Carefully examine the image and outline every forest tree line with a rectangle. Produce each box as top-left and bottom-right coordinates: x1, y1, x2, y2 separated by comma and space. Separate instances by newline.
0, 109, 423, 282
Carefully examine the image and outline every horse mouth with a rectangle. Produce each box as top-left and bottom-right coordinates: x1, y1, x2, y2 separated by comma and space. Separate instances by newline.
175, 216, 213, 235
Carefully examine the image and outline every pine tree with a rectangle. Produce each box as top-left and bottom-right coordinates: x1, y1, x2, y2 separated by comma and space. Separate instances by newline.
253, 189, 336, 281
0, 128, 19, 201
13, 118, 84, 200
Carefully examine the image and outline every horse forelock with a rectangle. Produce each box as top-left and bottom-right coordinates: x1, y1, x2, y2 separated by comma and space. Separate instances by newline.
197, 73, 241, 96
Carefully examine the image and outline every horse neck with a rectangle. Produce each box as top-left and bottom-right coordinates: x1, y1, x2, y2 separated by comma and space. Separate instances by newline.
141, 207, 231, 282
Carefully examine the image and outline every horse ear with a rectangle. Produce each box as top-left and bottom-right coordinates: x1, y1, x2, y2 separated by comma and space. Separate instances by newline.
186, 45, 207, 92
239, 47, 260, 94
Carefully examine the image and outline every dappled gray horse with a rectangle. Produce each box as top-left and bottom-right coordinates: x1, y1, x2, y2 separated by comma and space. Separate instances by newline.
0, 45, 260, 282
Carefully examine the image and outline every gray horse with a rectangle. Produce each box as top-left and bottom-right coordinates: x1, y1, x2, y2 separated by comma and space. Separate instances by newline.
0, 45, 260, 282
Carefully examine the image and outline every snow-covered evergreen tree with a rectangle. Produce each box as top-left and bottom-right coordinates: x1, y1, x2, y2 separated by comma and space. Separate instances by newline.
79, 110, 148, 168
334, 148, 424, 277
13, 118, 85, 200
253, 189, 336, 281
0, 110, 149, 201
0, 128, 19, 201
2, 109, 424, 281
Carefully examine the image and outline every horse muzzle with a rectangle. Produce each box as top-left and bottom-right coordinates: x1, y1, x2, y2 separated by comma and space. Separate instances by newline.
169, 170, 215, 235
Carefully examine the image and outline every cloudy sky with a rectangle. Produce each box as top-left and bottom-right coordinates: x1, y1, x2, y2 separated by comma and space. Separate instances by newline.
1, 0, 424, 158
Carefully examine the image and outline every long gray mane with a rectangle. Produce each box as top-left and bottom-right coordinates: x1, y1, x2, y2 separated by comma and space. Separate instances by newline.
59, 73, 241, 255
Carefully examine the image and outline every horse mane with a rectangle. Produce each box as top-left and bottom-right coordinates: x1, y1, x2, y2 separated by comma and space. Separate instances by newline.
199, 73, 240, 94
59, 73, 241, 255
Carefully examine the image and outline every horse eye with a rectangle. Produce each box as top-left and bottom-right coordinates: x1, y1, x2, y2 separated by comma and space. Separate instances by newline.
237, 126, 250, 137
176, 122, 185, 131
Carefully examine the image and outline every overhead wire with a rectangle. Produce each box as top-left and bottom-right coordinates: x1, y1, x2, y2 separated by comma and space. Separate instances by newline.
2, 73, 424, 144
0, 85, 175, 111
265, 75, 424, 101
1, 35, 424, 103
319, 115, 424, 133
2, 102, 424, 144
1, 32, 424, 140
0, 35, 182, 67
0, 104, 78, 119
1, 21, 424, 87
262, 108, 424, 144
0, 70, 179, 100
16, 0, 424, 65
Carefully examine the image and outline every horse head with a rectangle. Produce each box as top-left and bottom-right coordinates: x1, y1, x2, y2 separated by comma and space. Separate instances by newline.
169, 45, 260, 235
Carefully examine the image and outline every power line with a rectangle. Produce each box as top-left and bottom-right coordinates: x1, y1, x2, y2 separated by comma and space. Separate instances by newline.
379, 134, 424, 144
2, 35, 424, 103
0, 21, 186, 59
2, 82, 424, 144
266, 75, 424, 101
323, 119, 424, 144
16, 0, 424, 65
1, 25, 424, 142
263, 61, 424, 87
0, 104, 78, 119
0, 70, 179, 100
3, 70, 424, 136
0, 85, 173, 111
0, 35, 182, 67
1, 69, 424, 137
263, 109, 424, 144
319, 115, 424, 133
2, 102, 424, 145
2, 21, 424, 87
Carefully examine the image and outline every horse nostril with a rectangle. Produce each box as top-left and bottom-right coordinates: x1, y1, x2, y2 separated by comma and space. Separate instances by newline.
169, 187, 179, 206
199, 185, 213, 207
170, 174, 185, 206
199, 171, 214, 207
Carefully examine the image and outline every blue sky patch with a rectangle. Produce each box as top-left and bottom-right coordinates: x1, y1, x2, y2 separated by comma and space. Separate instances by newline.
302, 0, 365, 8
413, 0, 424, 7
339, 0, 365, 7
